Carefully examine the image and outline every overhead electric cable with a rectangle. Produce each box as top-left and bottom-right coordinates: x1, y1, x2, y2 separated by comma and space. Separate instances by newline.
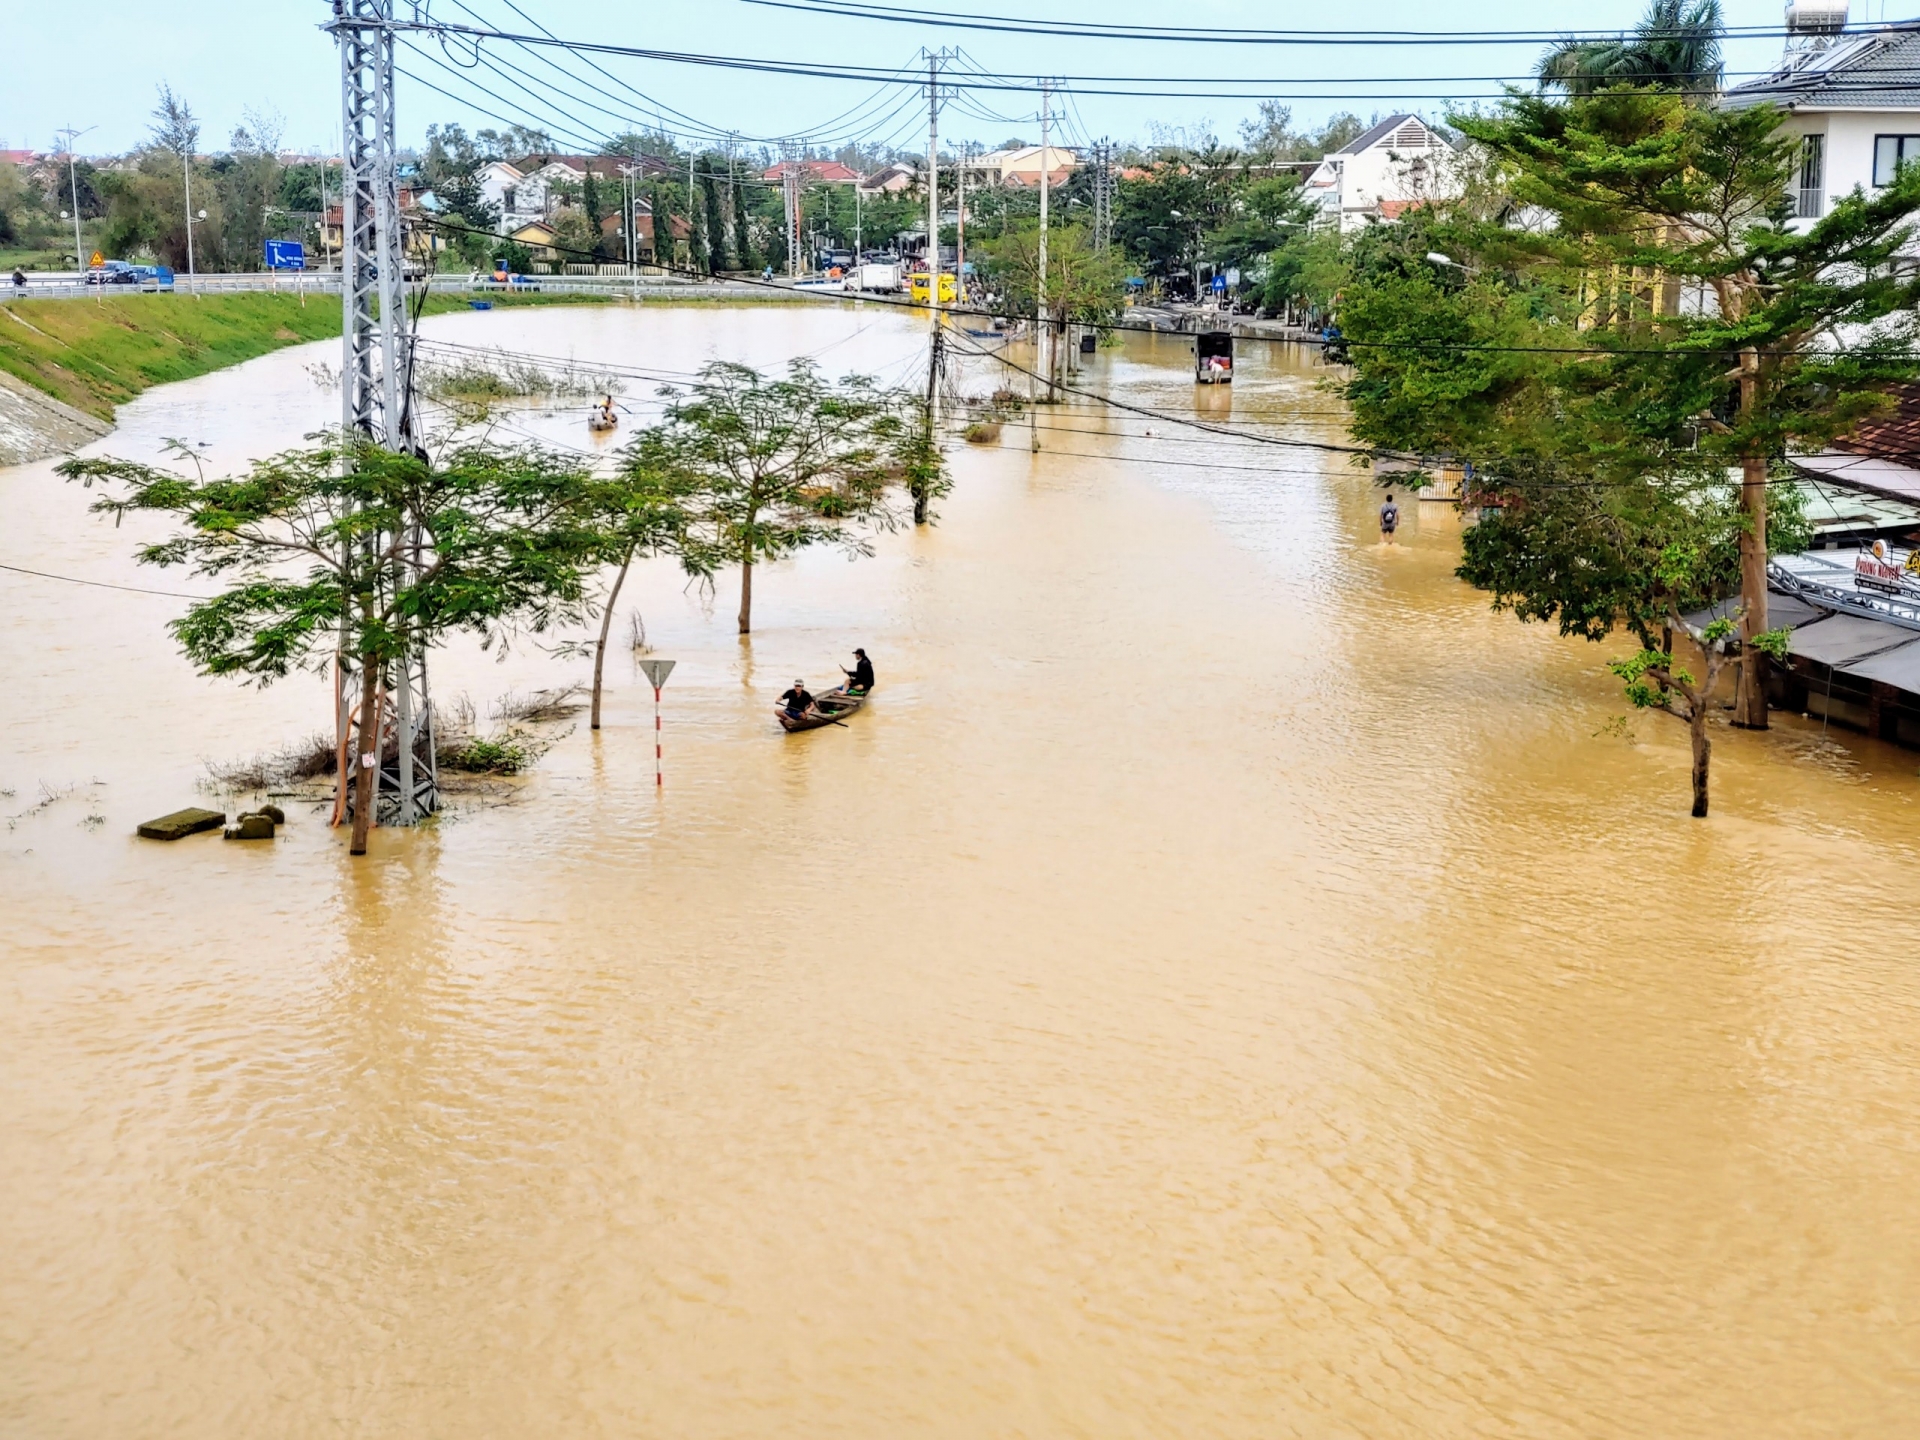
730, 0, 1863, 46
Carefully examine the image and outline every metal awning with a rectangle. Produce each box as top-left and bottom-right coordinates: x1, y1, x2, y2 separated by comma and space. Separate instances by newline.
1842, 638, 1920, 691
1784, 613, 1920, 667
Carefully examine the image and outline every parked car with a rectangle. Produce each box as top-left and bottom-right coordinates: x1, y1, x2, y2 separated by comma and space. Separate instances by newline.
84, 261, 140, 286
131, 265, 175, 290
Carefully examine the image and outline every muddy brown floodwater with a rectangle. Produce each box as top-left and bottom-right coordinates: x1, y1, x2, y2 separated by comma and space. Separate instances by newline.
3, 305, 1919, 1438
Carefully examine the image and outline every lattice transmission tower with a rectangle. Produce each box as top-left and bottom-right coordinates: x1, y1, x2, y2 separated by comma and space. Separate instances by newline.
327, 0, 438, 826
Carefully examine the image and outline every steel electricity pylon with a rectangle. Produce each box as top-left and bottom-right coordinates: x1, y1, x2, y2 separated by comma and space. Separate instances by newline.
326, 0, 438, 828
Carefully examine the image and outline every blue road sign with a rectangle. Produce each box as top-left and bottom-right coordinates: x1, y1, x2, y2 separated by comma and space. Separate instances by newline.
1211, 273, 1227, 292
264, 240, 306, 270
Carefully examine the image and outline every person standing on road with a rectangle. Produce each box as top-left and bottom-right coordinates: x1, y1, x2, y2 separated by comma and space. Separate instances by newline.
10, 269, 25, 290
1379, 493, 1401, 543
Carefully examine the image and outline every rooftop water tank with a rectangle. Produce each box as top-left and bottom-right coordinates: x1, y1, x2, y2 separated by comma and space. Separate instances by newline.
1785, 0, 1849, 35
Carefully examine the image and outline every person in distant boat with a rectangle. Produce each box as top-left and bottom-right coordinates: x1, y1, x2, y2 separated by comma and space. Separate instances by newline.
779, 680, 816, 719
596, 394, 616, 426
1379, 493, 1400, 543
842, 647, 875, 694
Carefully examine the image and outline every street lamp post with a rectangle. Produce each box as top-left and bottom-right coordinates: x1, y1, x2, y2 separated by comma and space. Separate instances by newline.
56, 124, 95, 269
184, 152, 198, 292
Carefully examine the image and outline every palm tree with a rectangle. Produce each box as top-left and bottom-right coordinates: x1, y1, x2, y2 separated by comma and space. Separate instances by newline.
1538, 0, 1724, 100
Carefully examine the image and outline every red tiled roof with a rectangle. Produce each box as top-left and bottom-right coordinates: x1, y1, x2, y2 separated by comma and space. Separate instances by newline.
0, 149, 39, 165
1835, 383, 1920, 461
761, 159, 860, 183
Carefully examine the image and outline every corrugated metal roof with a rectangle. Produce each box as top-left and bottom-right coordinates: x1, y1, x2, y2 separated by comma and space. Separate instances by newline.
1790, 451, 1920, 505
1841, 636, 1920, 688
1785, 612, 1920, 665
1723, 22, 1920, 109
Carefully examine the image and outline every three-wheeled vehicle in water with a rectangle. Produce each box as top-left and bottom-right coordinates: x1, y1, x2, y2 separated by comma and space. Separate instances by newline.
1194, 329, 1234, 384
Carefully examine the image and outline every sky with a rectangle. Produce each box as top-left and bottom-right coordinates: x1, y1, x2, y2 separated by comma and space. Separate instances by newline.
2, 0, 1909, 161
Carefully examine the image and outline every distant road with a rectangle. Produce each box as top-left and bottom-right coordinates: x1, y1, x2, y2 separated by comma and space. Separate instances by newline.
1, 272, 829, 304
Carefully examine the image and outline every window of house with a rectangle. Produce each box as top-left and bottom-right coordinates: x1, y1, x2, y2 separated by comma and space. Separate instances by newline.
1873, 134, 1920, 186
1798, 134, 1825, 218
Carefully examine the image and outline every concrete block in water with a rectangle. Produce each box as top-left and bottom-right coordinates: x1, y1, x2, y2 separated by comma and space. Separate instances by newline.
136, 807, 225, 841
223, 814, 276, 841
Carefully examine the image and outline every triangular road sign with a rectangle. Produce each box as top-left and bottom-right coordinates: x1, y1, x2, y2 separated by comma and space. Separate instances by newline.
638, 658, 677, 690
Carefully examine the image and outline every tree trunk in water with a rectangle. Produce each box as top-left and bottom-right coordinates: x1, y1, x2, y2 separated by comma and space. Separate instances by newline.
1735, 352, 1769, 730
349, 655, 381, 855
738, 556, 753, 635
591, 545, 636, 731
1689, 704, 1712, 819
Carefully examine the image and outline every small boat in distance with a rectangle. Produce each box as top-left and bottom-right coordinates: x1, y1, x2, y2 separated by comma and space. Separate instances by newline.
587, 412, 618, 433
775, 685, 866, 733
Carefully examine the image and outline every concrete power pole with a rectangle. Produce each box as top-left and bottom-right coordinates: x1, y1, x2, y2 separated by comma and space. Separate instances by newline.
920, 48, 945, 523
1038, 79, 1054, 405
329, 0, 437, 836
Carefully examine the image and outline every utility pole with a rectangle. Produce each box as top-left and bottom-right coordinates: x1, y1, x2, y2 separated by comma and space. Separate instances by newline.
1038, 79, 1054, 404
956, 140, 966, 309
183, 150, 197, 291
920, 47, 953, 523
328, 0, 436, 844
924, 48, 943, 473
56, 125, 94, 271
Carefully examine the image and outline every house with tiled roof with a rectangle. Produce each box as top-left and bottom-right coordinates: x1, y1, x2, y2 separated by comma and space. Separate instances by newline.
762, 159, 861, 184
1301, 114, 1460, 232
1722, 4, 1920, 228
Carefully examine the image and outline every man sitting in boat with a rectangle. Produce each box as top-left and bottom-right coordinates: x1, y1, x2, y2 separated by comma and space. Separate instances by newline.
841, 648, 875, 695
779, 680, 816, 719
594, 395, 617, 428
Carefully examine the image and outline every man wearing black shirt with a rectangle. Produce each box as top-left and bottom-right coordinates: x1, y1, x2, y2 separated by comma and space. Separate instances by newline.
779, 680, 815, 718
843, 648, 875, 694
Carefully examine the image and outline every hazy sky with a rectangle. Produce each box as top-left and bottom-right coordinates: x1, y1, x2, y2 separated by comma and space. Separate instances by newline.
2, 1, 1899, 159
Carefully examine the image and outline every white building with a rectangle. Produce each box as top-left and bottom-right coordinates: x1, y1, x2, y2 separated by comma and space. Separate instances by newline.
963, 145, 1078, 189
475, 160, 546, 234
1722, 4, 1920, 228
1301, 114, 1460, 232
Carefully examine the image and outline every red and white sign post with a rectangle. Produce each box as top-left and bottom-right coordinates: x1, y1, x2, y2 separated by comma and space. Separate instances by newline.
638, 659, 677, 787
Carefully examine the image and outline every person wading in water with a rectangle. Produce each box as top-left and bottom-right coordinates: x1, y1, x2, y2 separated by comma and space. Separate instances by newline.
1379, 493, 1400, 544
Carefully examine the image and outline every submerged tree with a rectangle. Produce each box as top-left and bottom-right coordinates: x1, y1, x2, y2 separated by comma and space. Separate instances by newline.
629, 360, 937, 635
583, 455, 708, 730
1454, 89, 1920, 729
59, 435, 603, 853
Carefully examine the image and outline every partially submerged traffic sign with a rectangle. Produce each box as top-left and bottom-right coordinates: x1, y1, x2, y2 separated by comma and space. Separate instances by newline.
638, 659, 676, 786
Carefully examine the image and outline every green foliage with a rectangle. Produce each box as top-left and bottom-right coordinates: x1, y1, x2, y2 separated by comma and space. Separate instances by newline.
1538, 0, 1724, 99
57, 432, 605, 684
625, 359, 941, 628
1611, 648, 1694, 708
977, 222, 1128, 325
440, 733, 538, 774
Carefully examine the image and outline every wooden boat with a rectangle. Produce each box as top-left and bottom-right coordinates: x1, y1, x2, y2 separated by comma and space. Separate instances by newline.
587, 412, 619, 433
775, 685, 867, 733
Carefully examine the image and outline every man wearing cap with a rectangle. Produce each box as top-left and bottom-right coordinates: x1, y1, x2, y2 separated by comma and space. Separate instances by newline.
778, 679, 816, 720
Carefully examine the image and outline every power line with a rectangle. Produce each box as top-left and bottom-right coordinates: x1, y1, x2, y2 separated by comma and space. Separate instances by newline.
388, 20, 1800, 100
0, 560, 211, 600
729, 0, 1882, 46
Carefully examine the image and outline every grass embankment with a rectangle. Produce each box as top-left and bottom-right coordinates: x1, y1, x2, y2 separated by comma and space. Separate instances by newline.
0, 290, 608, 421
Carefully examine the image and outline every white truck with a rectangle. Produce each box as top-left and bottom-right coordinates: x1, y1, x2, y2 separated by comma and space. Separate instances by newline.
853, 261, 902, 293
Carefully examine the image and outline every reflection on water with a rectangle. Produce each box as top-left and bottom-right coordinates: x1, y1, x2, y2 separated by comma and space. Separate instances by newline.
3, 306, 1919, 1438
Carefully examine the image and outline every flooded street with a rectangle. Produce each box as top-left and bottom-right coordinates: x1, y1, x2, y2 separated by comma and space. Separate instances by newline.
4, 304, 1919, 1437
